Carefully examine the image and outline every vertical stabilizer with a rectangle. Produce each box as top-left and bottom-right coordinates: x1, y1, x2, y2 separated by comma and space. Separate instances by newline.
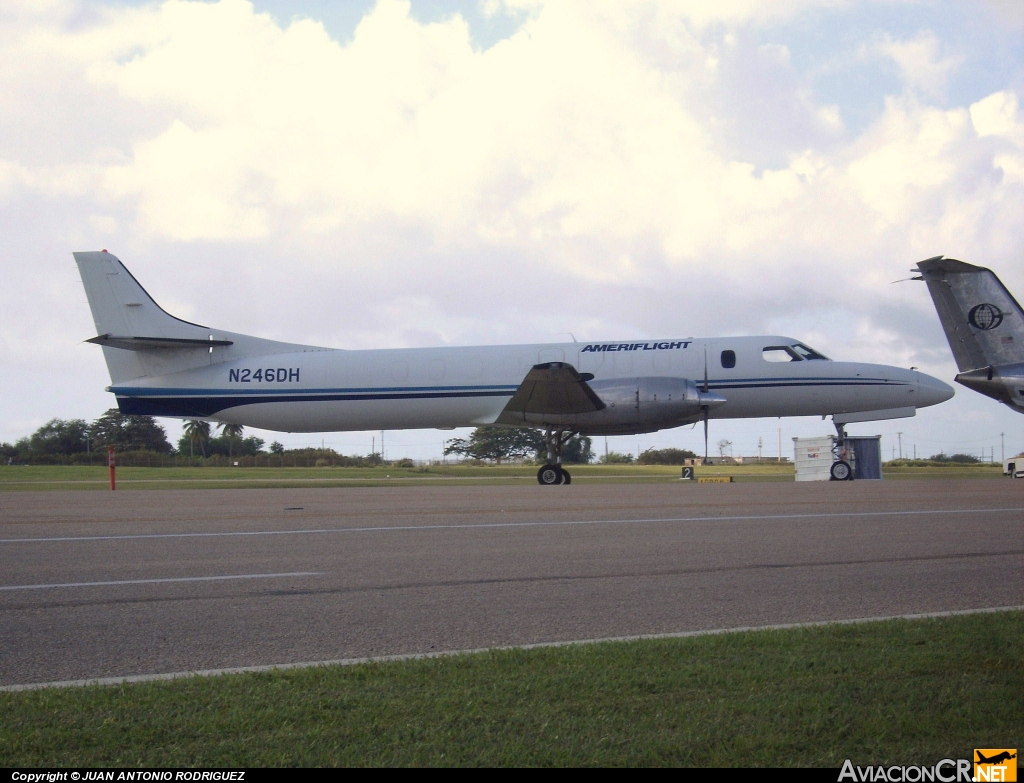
917, 257, 1024, 372
75, 251, 211, 340
75, 251, 321, 386
75, 251, 218, 384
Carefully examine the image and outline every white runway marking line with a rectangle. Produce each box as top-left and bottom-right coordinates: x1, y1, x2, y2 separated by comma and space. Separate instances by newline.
0, 572, 322, 591
1, 605, 1020, 692
1, 506, 1023, 544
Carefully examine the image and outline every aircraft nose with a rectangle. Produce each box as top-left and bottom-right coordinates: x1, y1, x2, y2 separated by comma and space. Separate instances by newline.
915, 372, 954, 408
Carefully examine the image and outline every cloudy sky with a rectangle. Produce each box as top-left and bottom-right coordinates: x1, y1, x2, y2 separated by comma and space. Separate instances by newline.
1, 0, 1022, 461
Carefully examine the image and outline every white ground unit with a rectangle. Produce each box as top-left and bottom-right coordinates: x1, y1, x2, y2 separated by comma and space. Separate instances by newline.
793, 435, 883, 481
793, 436, 837, 482
1003, 455, 1024, 477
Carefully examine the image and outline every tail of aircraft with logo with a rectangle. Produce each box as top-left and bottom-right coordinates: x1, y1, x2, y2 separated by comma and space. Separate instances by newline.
917, 256, 1024, 413
74, 251, 323, 385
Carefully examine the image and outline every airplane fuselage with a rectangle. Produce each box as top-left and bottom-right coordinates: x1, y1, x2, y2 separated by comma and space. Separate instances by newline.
111, 335, 952, 434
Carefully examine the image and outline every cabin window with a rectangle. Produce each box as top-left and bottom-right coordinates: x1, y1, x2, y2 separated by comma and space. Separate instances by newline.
763, 346, 801, 362
791, 343, 829, 360
720, 350, 736, 369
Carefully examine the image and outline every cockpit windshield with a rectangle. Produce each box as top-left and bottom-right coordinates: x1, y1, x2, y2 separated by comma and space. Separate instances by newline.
763, 343, 831, 362
791, 343, 829, 360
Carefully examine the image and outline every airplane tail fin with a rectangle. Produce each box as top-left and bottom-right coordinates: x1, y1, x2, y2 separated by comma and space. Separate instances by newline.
916, 256, 1024, 372
75, 251, 318, 386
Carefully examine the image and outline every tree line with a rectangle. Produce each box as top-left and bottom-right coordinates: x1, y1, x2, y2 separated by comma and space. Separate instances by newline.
2, 410, 172, 463
442, 429, 697, 465
3, 413, 703, 467
600, 447, 698, 465
0, 410, 282, 465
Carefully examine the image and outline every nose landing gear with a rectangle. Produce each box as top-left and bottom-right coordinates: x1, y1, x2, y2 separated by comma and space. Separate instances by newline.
829, 460, 852, 481
830, 421, 855, 481
537, 429, 575, 485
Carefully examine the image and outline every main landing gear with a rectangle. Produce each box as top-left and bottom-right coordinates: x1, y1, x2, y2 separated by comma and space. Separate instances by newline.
537, 429, 574, 485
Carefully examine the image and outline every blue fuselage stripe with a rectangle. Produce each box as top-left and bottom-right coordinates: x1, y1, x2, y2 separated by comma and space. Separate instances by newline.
112, 377, 900, 399
112, 384, 518, 397
112, 378, 908, 418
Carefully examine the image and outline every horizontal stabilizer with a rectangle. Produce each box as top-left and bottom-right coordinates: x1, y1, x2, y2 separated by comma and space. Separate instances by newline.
87, 334, 234, 351
497, 362, 606, 424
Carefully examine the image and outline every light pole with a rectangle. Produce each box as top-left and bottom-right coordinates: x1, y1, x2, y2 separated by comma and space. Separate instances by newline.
1001, 432, 1005, 463
897, 432, 903, 460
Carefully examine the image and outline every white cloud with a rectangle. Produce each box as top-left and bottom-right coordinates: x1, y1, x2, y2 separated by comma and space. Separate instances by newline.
970, 90, 1024, 144
2, 1, 1004, 262
970, 91, 1024, 185
2, 1, 1017, 280
870, 31, 963, 101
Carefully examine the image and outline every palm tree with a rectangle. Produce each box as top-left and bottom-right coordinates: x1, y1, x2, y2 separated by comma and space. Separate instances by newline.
182, 419, 211, 458
217, 422, 244, 459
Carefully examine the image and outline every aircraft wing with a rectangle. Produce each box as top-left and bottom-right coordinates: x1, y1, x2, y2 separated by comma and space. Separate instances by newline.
495, 362, 606, 425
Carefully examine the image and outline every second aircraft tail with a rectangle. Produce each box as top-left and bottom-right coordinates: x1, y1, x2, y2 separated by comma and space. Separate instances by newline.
916, 256, 1024, 372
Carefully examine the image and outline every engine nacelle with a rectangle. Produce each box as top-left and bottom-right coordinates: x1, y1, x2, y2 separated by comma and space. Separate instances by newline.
516, 377, 726, 435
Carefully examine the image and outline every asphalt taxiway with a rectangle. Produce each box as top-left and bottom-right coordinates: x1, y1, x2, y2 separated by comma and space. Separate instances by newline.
1, 479, 1021, 686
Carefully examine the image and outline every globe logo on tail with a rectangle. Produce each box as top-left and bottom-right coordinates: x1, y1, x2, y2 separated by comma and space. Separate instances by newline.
968, 303, 1004, 330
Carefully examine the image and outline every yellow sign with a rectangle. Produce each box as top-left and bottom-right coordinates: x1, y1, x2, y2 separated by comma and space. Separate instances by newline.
975, 750, 1017, 782
696, 476, 733, 483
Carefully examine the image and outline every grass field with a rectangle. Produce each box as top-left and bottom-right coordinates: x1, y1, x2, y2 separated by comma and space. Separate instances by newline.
0, 462, 1004, 490
2, 611, 1020, 766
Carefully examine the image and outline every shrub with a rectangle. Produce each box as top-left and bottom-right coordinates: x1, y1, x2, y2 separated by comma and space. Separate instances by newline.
638, 447, 697, 465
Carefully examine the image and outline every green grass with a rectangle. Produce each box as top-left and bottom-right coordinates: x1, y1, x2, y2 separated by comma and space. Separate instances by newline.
2, 612, 1021, 766
0, 463, 789, 490
878, 465, 1003, 479
0, 462, 1003, 490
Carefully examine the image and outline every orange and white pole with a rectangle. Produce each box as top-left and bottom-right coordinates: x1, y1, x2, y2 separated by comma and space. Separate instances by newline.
108, 446, 116, 491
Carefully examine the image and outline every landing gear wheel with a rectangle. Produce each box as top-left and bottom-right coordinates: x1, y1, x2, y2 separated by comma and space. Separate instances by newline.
830, 460, 852, 481
560, 468, 571, 485
537, 464, 563, 485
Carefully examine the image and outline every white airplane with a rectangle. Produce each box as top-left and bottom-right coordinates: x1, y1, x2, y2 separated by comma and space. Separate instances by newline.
75, 251, 953, 484
917, 256, 1024, 414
